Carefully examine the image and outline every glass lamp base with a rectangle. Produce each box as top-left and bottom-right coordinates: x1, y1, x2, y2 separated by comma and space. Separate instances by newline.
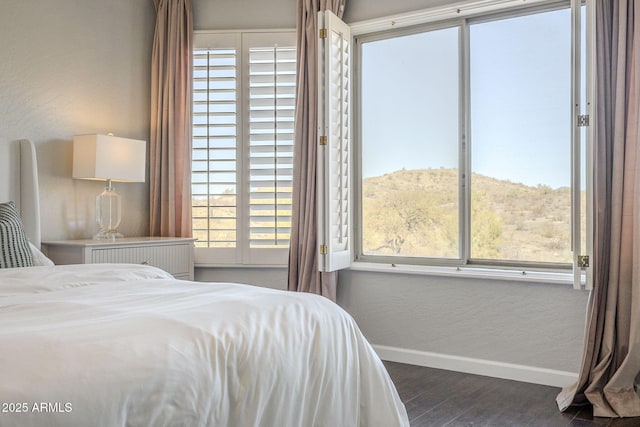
94, 180, 123, 240
93, 230, 124, 240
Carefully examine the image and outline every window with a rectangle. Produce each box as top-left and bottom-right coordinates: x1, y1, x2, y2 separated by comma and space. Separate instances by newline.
360, 26, 460, 260
469, 9, 574, 264
192, 32, 296, 265
355, 1, 591, 276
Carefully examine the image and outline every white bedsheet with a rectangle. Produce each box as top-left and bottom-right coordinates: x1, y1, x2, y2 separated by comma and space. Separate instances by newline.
0, 264, 409, 427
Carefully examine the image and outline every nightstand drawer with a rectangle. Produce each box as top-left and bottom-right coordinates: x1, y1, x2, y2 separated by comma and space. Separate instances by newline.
91, 244, 192, 277
42, 237, 195, 280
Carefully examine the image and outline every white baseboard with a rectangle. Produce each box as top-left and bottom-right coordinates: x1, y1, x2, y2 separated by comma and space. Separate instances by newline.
374, 345, 578, 388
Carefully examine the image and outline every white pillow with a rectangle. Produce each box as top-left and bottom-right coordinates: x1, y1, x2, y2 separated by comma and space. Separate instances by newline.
29, 242, 55, 266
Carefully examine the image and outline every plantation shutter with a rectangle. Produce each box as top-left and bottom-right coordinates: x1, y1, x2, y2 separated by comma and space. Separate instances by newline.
317, 10, 351, 272
245, 34, 295, 263
192, 35, 241, 265
192, 32, 295, 266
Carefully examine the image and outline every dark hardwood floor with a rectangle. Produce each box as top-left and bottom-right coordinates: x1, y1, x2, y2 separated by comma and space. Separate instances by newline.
383, 361, 640, 427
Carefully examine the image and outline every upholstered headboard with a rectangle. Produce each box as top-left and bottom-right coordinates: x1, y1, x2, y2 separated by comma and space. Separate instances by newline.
0, 137, 41, 247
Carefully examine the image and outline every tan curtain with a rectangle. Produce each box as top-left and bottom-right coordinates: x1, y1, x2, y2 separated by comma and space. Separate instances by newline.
287, 0, 346, 301
150, 0, 193, 237
557, 0, 640, 418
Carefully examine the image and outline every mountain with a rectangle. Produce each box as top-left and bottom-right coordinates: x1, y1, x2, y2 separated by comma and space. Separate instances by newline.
362, 168, 577, 264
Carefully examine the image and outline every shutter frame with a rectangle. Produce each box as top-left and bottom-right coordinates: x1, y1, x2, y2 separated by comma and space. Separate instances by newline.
192, 44, 241, 264
192, 31, 295, 266
244, 33, 296, 264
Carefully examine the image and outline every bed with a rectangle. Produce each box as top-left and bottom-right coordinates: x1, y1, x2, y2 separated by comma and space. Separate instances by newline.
0, 137, 409, 427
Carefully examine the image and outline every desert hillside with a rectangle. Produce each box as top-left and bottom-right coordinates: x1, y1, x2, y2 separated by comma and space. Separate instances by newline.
362, 168, 577, 264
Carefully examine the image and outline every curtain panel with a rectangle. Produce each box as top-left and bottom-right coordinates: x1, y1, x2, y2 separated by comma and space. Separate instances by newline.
287, 0, 347, 301
150, 0, 193, 237
557, 0, 640, 418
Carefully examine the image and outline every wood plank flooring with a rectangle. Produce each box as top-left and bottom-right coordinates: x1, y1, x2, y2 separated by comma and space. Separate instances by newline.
383, 361, 640, 427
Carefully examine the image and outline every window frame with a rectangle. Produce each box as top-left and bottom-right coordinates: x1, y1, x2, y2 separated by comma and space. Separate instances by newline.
192, 29, 296, 267
354, 19, 467, 268
352, 0, 592, 281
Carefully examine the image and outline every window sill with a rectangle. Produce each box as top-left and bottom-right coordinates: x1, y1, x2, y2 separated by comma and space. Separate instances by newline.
349, 262, 575, 285
195, 261, 576, 285
195, 263, 287, 269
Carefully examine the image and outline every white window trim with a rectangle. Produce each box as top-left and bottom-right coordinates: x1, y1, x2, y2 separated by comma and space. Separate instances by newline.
195, 28, 296, 38
348, 0, 555, 35
350, 262, 575, 285
349, 0, 594, 287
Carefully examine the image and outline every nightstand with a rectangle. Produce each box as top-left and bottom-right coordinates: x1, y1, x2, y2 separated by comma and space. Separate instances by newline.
41, 237, 196, 280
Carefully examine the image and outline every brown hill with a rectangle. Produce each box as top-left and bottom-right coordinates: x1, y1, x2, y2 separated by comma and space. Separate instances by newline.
362, 168, 576, 264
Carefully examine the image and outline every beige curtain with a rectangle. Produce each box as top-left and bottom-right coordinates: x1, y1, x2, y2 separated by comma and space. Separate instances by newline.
150, 0, 193, 237
287, 0, 346, 301
557, 0, 640, 418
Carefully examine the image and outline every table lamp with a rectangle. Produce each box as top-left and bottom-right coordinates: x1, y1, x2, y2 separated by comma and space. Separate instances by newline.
72, 134, 146, 240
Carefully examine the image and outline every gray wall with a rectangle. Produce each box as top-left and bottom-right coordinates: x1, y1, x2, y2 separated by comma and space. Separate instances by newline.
192, 0, 458, 29
196, 267, 588, 373
0, 0, 154, 240
193, 0, 589, 375
343, 0, 455, 22
193, 0, 296, 30
196, 267, 289, 291
339, 271, 587, 372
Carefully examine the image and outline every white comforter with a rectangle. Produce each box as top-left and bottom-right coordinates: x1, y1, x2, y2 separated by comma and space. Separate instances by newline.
0, 264, 409, 427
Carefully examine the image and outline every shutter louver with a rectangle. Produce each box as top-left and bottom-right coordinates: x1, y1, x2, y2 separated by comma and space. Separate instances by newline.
192, 48, 238, 249
248, 45, 295, 249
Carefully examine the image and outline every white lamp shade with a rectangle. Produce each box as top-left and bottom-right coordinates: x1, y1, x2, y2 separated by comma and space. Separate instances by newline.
73, 134, 146, 182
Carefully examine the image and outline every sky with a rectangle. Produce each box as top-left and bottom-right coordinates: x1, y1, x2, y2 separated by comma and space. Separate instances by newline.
360, 6, 584, 189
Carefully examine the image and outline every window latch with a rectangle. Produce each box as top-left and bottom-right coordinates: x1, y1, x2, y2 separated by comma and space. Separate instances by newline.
577, 115, 589, 127
578, 255, 589, 268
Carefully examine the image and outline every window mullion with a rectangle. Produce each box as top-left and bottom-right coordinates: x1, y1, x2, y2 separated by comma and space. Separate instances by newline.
461, 21, 471, 264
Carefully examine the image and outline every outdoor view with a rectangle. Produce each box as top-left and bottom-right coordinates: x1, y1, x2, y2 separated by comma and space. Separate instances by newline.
360, 7, 584, 264
362, 169, 578, 262
192, 8, 587, 266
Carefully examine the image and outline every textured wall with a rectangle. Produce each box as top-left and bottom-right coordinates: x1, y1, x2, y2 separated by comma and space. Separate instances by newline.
343, 0, 454, 22
196, 266, 587, 373
338, 271, 588, 372
192, 0, 456, 30
0, 0, 154, 240
196, 267, 289, 291
193, 0, 296, 30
